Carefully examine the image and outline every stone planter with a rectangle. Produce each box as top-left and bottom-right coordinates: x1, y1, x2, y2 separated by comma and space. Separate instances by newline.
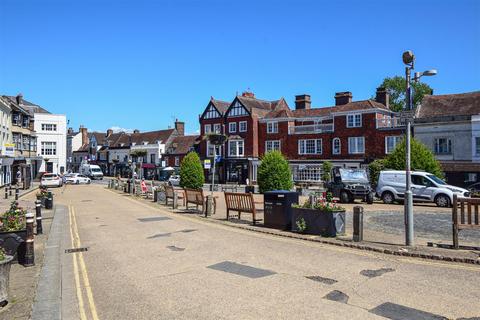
0, 255, 13, 307
291, 207, 345, 237
0, 230, 27, 264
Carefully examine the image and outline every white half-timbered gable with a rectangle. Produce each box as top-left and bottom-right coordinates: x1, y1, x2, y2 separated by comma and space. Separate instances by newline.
202, 103, 222, 119
226, 100, 249, 117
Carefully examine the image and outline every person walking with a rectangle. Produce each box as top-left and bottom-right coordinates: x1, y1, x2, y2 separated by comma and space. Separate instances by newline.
16, 168, 22, 188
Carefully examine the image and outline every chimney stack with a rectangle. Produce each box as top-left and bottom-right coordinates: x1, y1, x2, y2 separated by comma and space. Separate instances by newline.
334, 92, 353, 106
295, 94, 311, 110
375, 87, 390, 108
133, 129, 140, 134
241, 91, 255, 98
67, 127, 74, 135
106, 129, 113, 137
16, 93, 23, 105
79, 125, 89, 146
175, 119, 185, 136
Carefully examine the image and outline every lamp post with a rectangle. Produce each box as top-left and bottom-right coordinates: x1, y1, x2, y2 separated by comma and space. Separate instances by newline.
205, 133, 227, 216
402, 50, 437, 246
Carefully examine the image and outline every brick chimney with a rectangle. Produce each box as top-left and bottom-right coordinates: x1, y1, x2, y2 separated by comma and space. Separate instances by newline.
106, 129, 113, 137
79, 125, 89, 145
334, 92, 353, 106
175, 119, 185, 136
375, 87, 389, 108
241, 91, 255, 98
16, 93, 23, 105
295, 94, 311, 110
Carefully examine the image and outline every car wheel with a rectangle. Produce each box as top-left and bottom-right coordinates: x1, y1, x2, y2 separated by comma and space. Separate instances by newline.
340, 191, 350, 203
76, 180, 80, 184
87, 180, 91, 184
435, 194, 450, 207
382, 191, 395, 204
367, 192, 374, 204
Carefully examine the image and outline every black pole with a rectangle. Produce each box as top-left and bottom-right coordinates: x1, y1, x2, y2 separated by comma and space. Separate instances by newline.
15, 186, 19, 200
35, 200, 43, 234
353, 206, 364, 242
4, 185, 7, 199
9, 184, 12, 196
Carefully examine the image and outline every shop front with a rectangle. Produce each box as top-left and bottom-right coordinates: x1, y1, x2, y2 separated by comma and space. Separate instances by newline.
0, 157, 13, 187
225, 158, 250, 184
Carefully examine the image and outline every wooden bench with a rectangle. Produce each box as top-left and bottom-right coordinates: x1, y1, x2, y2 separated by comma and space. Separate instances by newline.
184, 188, 216, 214
165, 186, 185, 207
452, 195, 480, 249
224, 192, 261, 225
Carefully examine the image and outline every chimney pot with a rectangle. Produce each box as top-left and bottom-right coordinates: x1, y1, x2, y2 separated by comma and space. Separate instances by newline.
241, 91, 255, 98
334, 92, 353, 106
175, 119, 185, 136
106, 129, 113, 137
16, 93, 23, 105
295, 94, 311, 110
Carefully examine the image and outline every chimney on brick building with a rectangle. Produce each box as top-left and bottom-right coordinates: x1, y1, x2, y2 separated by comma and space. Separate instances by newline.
106, 129, 113, 137
241, 91, 255, 98
375, 87, 390, 108
16, 93, 23, 105
79, 125, 89, 145
334, 92, 353, 105
175, 119, 185, 136
295, 94, 311, 110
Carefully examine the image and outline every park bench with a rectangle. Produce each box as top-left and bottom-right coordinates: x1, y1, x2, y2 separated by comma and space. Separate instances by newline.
224, 192, 261, 225
452, 194, 480, 249
184, 188, 216, 214
165, 186, 185, 207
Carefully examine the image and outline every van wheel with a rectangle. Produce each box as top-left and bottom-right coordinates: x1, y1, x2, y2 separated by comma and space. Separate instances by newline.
367, 192, 374, 204
435, 194, 450, 207
382, 191, 394, 204
340, 191, 350, 203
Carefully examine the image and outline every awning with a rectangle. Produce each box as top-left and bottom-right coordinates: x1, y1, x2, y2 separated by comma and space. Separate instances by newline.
142, 163, 156, 169
162, 166, 175, 171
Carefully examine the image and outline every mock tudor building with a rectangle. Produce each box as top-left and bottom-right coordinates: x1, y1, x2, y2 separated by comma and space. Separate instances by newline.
199, 89, 404, 185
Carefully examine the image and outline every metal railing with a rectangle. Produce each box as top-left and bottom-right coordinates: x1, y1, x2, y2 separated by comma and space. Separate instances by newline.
288, 123, 334, 134
376, 117, 405, 128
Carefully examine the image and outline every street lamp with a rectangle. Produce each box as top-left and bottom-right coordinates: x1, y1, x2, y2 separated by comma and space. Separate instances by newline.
403, 50, 437, 246
205, 133, 227, 216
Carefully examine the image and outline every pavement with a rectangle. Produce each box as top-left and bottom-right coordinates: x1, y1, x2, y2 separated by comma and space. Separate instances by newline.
18, 184, 480, 319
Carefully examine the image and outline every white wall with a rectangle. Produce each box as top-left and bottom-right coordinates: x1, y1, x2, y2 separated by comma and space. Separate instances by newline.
34, 113, 67, 174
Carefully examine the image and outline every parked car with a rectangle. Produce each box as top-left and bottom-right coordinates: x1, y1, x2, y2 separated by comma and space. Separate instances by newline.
80, 164, 104, 180
376, 170, 470, 207
168, 175, 181, 186
65, 173, 91, 185
40, 173, 63, 188
326, 168, 375, 204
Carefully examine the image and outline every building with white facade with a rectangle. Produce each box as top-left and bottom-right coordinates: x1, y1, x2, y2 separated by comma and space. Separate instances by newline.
34, 113, 67, 174
0, 97, 13, 186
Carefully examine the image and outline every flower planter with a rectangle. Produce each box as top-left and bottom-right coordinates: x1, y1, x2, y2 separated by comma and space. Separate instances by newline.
0, 230, 27, 264
0, 255, 13, 307
291, 207, 345, 237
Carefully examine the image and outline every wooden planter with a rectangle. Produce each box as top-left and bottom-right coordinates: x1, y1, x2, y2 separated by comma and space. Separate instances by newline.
0, 230, 27, 264
291, 207, 346, 237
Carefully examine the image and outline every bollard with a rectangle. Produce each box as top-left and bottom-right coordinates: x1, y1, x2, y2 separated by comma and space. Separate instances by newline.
127, 180, 131, 194
45, 191, 53, 210
4, 186, 7, 199
173, 192, 178, 209
24, 212, 35, 266
9, 184, 12, 196
353, 206, 364, 242
15, 186, 19, 200
35, 200, 43, 234
153, 188, 158, 203
205, 195, 214, 217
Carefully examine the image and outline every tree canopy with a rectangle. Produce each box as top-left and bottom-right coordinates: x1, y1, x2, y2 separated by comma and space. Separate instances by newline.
179, 152, 205, 189
379, 76, 433, 112
257, 151, 293, 193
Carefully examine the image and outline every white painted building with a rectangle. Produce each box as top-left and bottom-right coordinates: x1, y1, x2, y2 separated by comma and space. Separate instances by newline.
0, 97, 13, 186
34, 113, 67, 174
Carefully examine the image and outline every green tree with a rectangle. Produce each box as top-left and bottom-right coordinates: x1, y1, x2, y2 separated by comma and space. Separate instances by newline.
321, 161, 333, 182
179, 152, 205, 189
383, 138, 444, 178
379, 76, 433, 112
257, 151, 293, 193
368, 159, 386, 187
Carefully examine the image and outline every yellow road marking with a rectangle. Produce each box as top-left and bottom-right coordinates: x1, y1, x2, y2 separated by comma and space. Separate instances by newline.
68, 205, 88, 320
69, 205, 100, 320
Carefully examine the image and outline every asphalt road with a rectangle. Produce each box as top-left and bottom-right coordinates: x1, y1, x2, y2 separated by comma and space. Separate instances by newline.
53, 184, 479, 319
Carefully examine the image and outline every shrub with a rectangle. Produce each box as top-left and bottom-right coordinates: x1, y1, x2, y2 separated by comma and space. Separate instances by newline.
321, 161, 333, 182
368, 159, 386, 187
257, 151, 293, 193
179, 152, 205, 189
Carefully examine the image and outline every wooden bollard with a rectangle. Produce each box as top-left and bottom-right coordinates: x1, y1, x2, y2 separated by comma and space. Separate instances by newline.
35, 200, 43, 234
24, 212, 35, 266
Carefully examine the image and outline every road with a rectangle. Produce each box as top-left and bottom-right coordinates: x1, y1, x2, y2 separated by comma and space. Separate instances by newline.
43, 184, 480, 319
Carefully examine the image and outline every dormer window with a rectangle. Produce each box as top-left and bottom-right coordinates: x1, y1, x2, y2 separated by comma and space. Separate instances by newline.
347, 114, 362, 128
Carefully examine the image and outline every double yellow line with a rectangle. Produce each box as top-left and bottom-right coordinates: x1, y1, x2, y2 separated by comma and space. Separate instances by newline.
68, 205, 100, 320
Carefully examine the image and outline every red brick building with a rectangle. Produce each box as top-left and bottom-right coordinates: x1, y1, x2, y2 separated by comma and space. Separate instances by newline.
199, 89, 404, 184
164, 135, 199, 168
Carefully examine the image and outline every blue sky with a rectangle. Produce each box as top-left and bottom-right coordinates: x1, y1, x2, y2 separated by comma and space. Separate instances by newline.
1, 0, 479, 134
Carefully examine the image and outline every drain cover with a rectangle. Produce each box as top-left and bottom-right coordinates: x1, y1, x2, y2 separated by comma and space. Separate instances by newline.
65, 247, 88, 254
369, 302, 447, 320
166, 245, 185, 251
147, 233, 171, 239
323, 290, 349, 304
138, 216, 171, 222
360, 268, 395, 278
306, 276, 337, 285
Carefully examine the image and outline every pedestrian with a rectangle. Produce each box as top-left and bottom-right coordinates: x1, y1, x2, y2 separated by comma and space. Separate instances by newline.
16, 169, 22, 187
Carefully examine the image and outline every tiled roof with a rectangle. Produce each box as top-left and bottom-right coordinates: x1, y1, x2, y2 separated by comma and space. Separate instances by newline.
211, 98, 230, 115
4, 96, 50, 115
73, 143, 90, 153
90, 132, 108, 145
167, 135, 199, 155
417, 91, 480, 119
130, 129, 175, 145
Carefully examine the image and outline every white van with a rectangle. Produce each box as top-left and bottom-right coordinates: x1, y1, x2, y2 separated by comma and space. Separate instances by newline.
376, 170, 469, 207
80, 164, 104, 180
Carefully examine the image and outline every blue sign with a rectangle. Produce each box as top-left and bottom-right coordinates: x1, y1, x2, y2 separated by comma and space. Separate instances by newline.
215, 155, 222, 163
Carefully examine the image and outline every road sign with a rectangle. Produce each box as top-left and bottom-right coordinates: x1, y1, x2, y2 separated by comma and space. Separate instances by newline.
204, 159, 211, 169
215, 155, 222, 163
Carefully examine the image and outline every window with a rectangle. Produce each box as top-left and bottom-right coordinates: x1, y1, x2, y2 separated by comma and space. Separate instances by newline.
30, 137, 37, 152
347, 114, 362, 128
298, 139, 322, 155
229, 122, 237, 133
227, 101, 249, 117
13, 133, 21, 150
239, 121, 247, 132
204, 124, 211, 134
385, 136, 403, 154
164, 156, 169, 165
175, 157, 179, 166
332, 138, 341, 155
213, 123, 221, 133
41, 123, 57, 131
265, 140, 280, 152
22, 116, 29, 128
22, 136, 29, 150
434, 138, 452, 155
41, 141, 57, 155
293, 165, 322, 182
348, 137, 365, 154
12, 113, 20, 126
267, 122, 278, 133
207, 141, 222, 157
203, 105, 221, 119
475, 137, 480, 155
150, 154, 155, 164
228, 140, 244, 157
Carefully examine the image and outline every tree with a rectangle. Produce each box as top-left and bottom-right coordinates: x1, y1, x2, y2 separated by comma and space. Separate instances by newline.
368, 159, 386, 187
179, 152, 205, 189
379, 76, 433, 112
383, 138, 444, 178
257, 151, 293, 193
321, 161, 333, 182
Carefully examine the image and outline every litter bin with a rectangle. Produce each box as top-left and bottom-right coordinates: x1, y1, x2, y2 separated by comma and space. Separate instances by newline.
45, 191, 53, 210
263, 190, 299, 230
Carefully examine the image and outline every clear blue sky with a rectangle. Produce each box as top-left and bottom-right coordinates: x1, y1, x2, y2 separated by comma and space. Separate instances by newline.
1, 0, 479, 134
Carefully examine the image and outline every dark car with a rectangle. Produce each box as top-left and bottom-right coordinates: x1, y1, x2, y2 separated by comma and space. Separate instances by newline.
326, 167, 375, 204
467, 182, 480, 197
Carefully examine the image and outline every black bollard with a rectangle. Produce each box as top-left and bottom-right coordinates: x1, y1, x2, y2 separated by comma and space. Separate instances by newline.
353, 206, 364, 242
35, 200, 43, 234
45, 191, 53, 210
24, 212, 35, 266
15, 186, 19, 200
9, 184, 12, 196
127, 180, 131, 194
4, 186, 7, 199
